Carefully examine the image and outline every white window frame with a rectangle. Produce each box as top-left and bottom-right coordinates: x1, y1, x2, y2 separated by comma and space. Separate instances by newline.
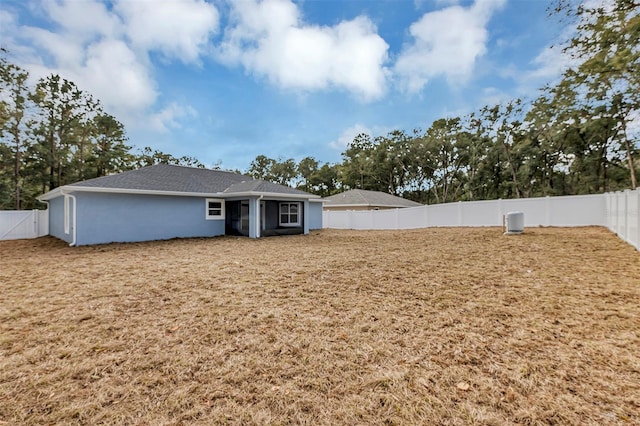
205, 198, 225, 220
279, 202, 301, 227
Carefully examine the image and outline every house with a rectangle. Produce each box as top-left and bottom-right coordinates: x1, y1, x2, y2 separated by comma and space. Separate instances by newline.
322, 189, 422, 211
37, 164, 323, 246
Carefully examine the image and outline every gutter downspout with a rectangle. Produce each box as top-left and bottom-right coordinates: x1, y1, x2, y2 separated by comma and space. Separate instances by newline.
69, 193, 77, 246
257, 194, 263, 238
60, 190, 77, 247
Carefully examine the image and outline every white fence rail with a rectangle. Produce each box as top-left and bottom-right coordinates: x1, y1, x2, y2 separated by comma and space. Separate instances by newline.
324, 191, 640, 251
0, 210, 49, 241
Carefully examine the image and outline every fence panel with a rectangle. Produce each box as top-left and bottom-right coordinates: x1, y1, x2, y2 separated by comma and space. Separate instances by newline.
460, 200, 502, 226
626, 190, 639, 249
397, 206, 428, 229
0, 210, 49, 241
323, 210, 350, 229
549, 194, 607, 226
606, 189, 640, 250
426, 203, 457, 227
350, 211, 374, 230
372, 209, 397, 229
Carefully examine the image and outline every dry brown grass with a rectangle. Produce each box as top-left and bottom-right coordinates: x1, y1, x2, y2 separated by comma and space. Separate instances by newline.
0, 227, 639, 425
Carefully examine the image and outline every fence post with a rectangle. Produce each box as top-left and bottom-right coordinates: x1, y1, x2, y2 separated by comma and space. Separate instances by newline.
545, 196, 551, 226
425, 204, 430, 228
609, 192, 614, 232
636, 189, 640, 250
612, 192, 617, 231
609, 192, 615, 231
604, 193, 610, 230
625, 190, 630, 242
615, 192, 621, 234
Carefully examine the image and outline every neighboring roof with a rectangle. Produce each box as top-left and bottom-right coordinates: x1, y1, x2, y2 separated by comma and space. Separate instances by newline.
323, 189, 422, 208
38, 164, 319, 200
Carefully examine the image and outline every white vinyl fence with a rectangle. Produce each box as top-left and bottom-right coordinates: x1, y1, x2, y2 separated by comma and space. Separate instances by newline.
324, 191, 640, 251
323, 193, 607, 229
605, 189, 640, 250
0, 210, 49, 241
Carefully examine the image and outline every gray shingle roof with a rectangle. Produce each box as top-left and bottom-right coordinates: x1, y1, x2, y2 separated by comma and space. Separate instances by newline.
68, 164, 316, 197
323, 189, 422, 208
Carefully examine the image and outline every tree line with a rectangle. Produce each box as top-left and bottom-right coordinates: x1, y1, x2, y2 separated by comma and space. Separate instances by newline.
2, 0, 638, 209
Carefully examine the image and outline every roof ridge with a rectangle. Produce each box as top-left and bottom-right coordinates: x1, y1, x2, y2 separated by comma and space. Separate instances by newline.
155, 163, 252, 177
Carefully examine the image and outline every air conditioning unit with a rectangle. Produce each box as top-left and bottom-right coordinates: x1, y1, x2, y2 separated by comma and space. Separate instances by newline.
504, 211, 524, 235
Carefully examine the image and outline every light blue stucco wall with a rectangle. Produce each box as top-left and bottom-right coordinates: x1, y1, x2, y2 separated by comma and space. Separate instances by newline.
309, 201, 323, 230
71, 192, 224, 246
46, 191, 319, 245
48, 196, 72, 244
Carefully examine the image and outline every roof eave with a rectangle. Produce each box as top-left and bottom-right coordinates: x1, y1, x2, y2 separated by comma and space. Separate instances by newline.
324, 203, 416, 208
38, 186, 320, 200
38, 186, 227, 200
36, 187, 63, 201
223, 191, 320, 200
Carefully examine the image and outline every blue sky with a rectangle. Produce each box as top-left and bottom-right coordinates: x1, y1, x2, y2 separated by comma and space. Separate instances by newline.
0, 0, 572, 171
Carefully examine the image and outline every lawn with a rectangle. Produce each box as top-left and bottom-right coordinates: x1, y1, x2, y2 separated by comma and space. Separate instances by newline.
0, 227, 639, 425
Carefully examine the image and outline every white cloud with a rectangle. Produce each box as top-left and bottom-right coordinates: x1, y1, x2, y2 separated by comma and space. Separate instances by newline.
115, 0, 219, 63
479, 86, 511, 107
394, 0, 506, 93
512, 24, 580, 98
73, 40, 158, 113
216, 0, 389, 100
329, 124, 373, 150
148, 102, 197, 133
528, 45, 572, 82
41, 0, 121, 38
7, 0, 219, 134
19, 26, 85, 68
0, 9, 17, 36
16, 27, 156, 118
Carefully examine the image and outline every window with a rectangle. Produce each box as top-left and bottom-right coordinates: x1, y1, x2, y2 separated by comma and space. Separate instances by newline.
279, 202, 301, 226
206, 198, 225, 220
